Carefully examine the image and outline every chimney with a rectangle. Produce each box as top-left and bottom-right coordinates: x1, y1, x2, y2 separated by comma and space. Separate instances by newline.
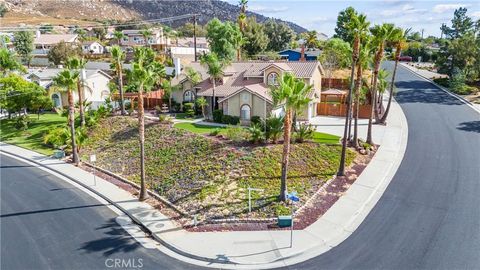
173, 57, 181, 77
300, 43, 306, 62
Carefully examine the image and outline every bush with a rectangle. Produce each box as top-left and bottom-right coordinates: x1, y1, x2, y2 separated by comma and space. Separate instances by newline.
183, 102, 195, 118
221, 115, 240, 125
213, 109, 223, 123
251, 116, 261, 125
209, 128, 221, 136
43, 126, 69, 148
265, 116, 284, 143
155, 105, 162, 115
294, 123, 314, 143
158, 114, 168, 123
15, 115, 31, 130
225, 126, 246, 142
247, 123, 264, 144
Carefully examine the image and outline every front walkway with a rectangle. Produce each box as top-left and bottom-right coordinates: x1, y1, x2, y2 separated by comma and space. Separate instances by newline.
0, 95, 408, 269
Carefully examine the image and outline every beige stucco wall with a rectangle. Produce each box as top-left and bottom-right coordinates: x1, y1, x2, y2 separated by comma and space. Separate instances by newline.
263, 66, 282, 84
221, 90, 272, 120
172, 80, 194, 103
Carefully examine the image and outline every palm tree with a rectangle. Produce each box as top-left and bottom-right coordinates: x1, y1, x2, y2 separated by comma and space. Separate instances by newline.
66, 57, 87, 127
232, 30, 244, 61
305, 31, 319, 49
238, 0, 248, 33
379, 27, 410, 124
131, 47, 165, 201
200, 53, 225, 118
111, 46, 126, 115
338, 13, 370, 176
140, 29, 153, 48
112, 31, 125, 45
270, 73, 312, 201
53, 69, 80, 165
196, 97, 208, 119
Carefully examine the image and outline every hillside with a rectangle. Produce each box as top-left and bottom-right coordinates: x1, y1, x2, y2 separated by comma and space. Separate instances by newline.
2, 0, 308, 33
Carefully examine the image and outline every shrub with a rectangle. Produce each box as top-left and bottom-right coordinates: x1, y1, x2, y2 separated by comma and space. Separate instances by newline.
213, 109, 223, 123
265, 116, 284, 143
209, 128, 221, 136
247, 123, 264, 144
294, 123, 314, 143
15, 115, 31, 130
225, 126, 246, 142
183, 102, 195, 118
159, 114, 168, 123
43, 126, 69, 148
221, 115, 240, 125
251, 116, 261, 125
155, 105, 162, 115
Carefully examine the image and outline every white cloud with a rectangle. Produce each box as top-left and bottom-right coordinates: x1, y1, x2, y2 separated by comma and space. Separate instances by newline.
249, 5, 288, 14
379, 4, 427, 17
471, 11, 480, 18
433, 4, 471, 14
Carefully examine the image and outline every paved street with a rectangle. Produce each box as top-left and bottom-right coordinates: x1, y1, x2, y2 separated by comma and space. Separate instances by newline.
0, 154, 201, 270
284, 62, 480, 269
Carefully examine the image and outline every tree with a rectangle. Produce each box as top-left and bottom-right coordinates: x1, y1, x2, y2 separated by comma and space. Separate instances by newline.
53, 69, 80, 165
0, 74, 48, 117
440, 7, 474, 39
206, 18, 241, 62
110, 46, 126, 115
66, 57, 87, 127
238, 0, 248, 33
0, 3, 7, 17
304, 31, 320, 49
195, 97, 208, 119
379, 27, 409, 124
47, 41, 81, 66
338, 13, 370, 176
185, 66, 202, 85
0, 48, 25, 76
176, 22, 207, 37
140, 29, 153, 47
130, 47, 165, 201
333, 7, 358, 43
13, 31, 34, 67
319, 38, 352, 87
270, 73, 312, 201
264, 19, 295, 52
112, 31, 125, 45
242, 17, 269, 57
200, 53, 225, 118
93, 27, 107, 40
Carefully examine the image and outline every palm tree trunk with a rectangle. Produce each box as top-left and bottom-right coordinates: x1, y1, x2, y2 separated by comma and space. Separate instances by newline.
280, 109, 292, 201
353, 64, 362, 148
338, 59, 356, 176
211, 79, 216, 120
366, 86, 375, 145
138, 88, 148, 201
379, 48, 401, 124
118, 66, 126, 115
373, 48, 384, 122
77, 78, 85, 127
68, 89, 79, 165
237, 48, 241, 61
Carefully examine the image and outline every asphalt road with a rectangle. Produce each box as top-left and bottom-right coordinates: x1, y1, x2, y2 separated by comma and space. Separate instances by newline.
286, 63, 480, 270
0, 154, 203, 270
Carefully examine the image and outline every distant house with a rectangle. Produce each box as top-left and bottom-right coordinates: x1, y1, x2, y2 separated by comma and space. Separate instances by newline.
120, 28, 170, 47
174, 37, 209, 49
33, 31, 78, 55
82, 41, 104, 54
27, 68, 112, 110
278, 48, 321, 61
172, 61, 324, 124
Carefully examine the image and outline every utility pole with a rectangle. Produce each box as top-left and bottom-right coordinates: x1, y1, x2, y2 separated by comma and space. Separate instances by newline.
421, 29, 424, 39
193, 14, 197, 62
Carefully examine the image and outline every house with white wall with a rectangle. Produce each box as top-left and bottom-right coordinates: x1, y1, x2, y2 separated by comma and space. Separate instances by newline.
81, 41, 104, 55
33, 31, 78, 55
120, 28, 170, 47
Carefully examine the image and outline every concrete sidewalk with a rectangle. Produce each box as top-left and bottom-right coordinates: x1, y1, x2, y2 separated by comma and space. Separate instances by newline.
0, 95, 408, 269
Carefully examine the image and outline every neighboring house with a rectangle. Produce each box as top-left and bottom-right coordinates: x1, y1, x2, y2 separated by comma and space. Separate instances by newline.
172, 61, 324, 124
174, 37, 209, 49
278, 48, 321, 61
82, 41, 105, 54
27, 68, 112, 110
33, 31, 78, 55
169, 37, 209, 60
120, 28, 170, 47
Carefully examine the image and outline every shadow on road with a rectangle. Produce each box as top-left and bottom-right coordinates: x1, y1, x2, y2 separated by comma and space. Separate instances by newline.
395, 87, 464, 106
457, 121, 480, 133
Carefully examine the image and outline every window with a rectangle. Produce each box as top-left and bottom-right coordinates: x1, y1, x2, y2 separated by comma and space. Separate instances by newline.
240, 104, 251, 120
267, 72, 279, 86
51, 93, 61, 107
184, 90, 194, 102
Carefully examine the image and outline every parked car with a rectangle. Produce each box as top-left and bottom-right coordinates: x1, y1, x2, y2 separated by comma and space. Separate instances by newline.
399, 56, 413, 62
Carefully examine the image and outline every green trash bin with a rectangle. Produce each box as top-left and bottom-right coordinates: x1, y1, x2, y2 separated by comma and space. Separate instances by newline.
278, 215, 292, 227
53, 150, 65, 159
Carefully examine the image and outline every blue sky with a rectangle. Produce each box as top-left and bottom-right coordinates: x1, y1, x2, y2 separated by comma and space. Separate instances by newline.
226, 0, 480, 37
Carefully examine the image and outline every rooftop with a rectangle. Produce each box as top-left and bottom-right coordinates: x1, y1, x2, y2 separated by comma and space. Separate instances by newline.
34, 34, 78, 45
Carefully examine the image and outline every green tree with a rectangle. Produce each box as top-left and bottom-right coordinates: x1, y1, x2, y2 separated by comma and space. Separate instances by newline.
0, 74, 48, 117
242, 17, 269, 57
53, 69, 80, 165
269, 73, 312, 201
66, 57, 87, 127
264, 19, 295, 52
13, 31, 34, 67
440, 7, 474, 39
93, 26, 107, 40
140, 29, 153, 47
47, 41, 81, 66
110, 45, 126, 115
200, 53, 225, 118
206, 18, 241, 62
0, 48, 25, 76
304, 31, 320, 49
0, 3, 7, 17
112, 31, 125, 45
185, 66, 202, 85
319, 38, 352, 87
333, 6, 358, 43
176, 22, 207, 37
238, 0, 248, 33
130, 47, 165, 201
195, 97, 208, 119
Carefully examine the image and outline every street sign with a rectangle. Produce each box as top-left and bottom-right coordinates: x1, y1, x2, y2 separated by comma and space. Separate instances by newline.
287, 191, 299, 202
89, 154, 96, 163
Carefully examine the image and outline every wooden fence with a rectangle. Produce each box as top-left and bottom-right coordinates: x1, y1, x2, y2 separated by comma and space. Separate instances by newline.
112, 89, 165, 110
322, 78, 350, 90
317, 103, 372, 119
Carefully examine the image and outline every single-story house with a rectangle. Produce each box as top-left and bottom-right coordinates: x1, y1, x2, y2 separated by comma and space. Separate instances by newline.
120, 28, 170, 47
278, 48, 321, 61
82, 41, 105, 54
172, 61, 324, 124
33, 31, 78, 55
27, 68, 112, 110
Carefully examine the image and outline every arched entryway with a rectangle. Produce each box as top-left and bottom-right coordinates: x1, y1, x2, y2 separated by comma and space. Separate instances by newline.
51, 93, 62, 107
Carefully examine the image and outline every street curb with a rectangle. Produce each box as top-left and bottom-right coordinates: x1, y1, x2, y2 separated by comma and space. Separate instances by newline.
400, 63, 480, 114
0, 147, 236, 266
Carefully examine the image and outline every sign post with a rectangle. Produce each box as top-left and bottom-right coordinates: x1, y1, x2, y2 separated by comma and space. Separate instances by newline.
248, 187, 264, 213
286, 191, 299, 248
90, 154, 97, 186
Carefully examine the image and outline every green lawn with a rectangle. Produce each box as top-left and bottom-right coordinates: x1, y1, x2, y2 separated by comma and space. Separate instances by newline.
0, 113, 66, 155
174, 122, 225, 134
174, 113, 200, 120
312, 132, 340, 144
